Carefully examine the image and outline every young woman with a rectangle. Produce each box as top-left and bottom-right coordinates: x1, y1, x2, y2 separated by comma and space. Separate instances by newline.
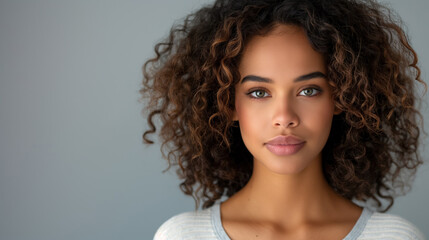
141, 0, 426, 239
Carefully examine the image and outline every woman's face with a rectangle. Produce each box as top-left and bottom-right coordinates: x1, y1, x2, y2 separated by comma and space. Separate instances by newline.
233, 24, 340, 175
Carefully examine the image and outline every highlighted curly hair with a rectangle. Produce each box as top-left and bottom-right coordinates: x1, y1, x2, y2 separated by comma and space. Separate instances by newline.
140, 0, 426, 211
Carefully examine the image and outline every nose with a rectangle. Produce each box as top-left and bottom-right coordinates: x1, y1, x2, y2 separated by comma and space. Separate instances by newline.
272, 97, 299, 128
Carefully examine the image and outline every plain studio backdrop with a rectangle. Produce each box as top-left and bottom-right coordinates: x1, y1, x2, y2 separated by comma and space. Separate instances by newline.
0, 0, 428, 239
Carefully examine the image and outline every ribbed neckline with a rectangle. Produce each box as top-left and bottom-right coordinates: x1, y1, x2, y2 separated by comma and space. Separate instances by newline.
211, 203, 373, 240
212, 203, 231, 240
343, 207, 373, 239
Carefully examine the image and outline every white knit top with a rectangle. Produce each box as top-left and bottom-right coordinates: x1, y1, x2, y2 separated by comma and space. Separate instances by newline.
154, 203, 425, 239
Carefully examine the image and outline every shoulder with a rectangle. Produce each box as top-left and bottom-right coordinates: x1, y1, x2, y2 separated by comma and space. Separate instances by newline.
153, 207, 217, 240
360, 211, 425, 240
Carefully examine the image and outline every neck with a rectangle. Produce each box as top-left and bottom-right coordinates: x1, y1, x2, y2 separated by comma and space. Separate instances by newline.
223, 156, 357, 226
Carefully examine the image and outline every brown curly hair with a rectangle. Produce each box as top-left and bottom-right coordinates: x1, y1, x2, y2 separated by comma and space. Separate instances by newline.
140, 0, 426, 212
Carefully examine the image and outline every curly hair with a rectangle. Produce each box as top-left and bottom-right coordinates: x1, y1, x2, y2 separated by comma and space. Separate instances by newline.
140, 0, 426, 212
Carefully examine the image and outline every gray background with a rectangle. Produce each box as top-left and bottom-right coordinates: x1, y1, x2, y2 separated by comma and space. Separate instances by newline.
0, 0, 428, 239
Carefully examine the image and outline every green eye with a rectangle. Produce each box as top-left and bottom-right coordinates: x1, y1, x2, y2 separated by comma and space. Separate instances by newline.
300, 88, 320, 96
249, 90, 269, 98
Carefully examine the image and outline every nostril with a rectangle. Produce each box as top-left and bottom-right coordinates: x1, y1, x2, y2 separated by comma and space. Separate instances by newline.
273, 120, 298, 128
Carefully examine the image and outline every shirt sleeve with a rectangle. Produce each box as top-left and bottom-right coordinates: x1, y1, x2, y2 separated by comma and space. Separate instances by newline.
153, 214, 183, 240
362, 212, 425, 240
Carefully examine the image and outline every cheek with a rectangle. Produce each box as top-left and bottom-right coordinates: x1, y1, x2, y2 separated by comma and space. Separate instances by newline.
302, 102, 335, 138
236, 103, 253, 128
235, 99, 266, 141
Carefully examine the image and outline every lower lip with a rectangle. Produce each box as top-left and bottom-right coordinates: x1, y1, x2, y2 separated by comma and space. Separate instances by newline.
265, 142, 305, 156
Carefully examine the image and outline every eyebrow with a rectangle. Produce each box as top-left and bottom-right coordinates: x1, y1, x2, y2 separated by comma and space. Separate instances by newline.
240, 71, 327, 84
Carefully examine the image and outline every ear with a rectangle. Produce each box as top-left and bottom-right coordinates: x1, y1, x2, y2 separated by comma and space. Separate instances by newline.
333, 106, 342, 115
232, 109, 238, 121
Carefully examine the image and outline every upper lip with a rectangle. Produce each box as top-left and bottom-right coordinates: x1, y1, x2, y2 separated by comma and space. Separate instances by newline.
265, 135, 305, 145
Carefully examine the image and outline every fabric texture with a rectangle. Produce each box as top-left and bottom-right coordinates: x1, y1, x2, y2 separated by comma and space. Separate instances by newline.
154, 203, 425, 240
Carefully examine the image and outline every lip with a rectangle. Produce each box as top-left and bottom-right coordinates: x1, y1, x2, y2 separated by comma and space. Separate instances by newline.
265, 135, 305, 156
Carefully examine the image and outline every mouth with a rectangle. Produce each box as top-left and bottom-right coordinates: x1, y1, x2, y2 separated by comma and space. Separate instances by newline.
265, 142, 305, 156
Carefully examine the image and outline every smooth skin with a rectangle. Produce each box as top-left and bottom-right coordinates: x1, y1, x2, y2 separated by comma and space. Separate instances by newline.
221, 24, 363, 239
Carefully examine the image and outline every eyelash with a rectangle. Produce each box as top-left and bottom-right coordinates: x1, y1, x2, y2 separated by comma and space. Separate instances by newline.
246, 87, 322, 99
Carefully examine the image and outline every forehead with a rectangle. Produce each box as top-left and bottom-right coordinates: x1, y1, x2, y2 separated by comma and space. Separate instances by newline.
239, 24, 326, 78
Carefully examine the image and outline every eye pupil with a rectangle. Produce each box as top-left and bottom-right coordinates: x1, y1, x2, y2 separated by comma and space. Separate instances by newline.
256, 90, 265, 97
304, 89, 313, 95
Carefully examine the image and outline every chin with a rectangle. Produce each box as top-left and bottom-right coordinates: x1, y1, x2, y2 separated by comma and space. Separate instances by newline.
259, 157, 313, 175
